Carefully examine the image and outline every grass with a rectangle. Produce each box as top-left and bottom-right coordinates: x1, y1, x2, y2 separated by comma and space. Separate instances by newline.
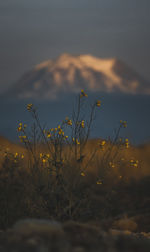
0, 89, 150, 235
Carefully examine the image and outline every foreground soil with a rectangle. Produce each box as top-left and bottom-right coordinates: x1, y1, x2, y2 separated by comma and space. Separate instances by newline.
0, 219, 150, 252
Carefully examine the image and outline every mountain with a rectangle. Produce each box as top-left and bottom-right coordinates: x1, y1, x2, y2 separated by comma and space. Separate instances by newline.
5, 53, 150, 100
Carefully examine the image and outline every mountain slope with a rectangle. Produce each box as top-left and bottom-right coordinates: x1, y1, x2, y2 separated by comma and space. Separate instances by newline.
7, 53, 150, 100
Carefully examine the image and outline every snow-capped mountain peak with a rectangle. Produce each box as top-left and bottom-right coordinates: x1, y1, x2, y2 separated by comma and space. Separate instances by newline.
7, 53, 150, 100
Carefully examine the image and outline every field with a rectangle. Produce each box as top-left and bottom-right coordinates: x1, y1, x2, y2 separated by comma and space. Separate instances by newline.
0, 91, 150, 251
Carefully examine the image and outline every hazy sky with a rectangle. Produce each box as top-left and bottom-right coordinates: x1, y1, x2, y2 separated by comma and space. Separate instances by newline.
0, 0, 150, 93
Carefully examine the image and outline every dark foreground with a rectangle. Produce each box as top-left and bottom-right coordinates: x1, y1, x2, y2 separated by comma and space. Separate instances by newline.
0, 219, 150, 252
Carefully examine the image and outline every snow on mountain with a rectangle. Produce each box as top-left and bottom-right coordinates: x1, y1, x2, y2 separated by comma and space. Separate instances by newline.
7, 53, 150, 100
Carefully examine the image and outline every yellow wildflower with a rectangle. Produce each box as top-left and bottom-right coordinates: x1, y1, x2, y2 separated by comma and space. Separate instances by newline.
96, 180, 102, 185
96, 100, 101, 107
80, 89, 88, 98
27, 103, 33, 111
109, 162, 115, 168
14, 152, 18, 158
67, 119, 72, 126
125, 138, 129, 149
76, 139, 80, 145
47, 132, 51, 138
21, 154, 24, 159
130, 159, 138, 167
99, 140, 106, 150
81, 172, 85, 177
133, 163, 138, 167
22, 135, 27, 139
101, 140, 106, 146
19, 136, 23, 142
17, 126, 22, 132
17, 122, 23, 132
81, 120, 85, 128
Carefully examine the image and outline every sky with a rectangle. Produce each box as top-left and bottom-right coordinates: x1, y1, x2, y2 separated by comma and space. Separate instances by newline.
0, 0, 150, 93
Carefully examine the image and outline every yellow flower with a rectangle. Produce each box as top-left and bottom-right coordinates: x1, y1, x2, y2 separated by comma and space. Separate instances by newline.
47, 132, 51, 138
130, 159, 139, 167
96, 100, 101, 107
40, 153, 43, 158
81, 172, 85, 177
19, 135, 27, 142
27, 103, 33, 111
99, 140, 106, 150
96, 180, 102, 185
80, 89, 88, 98
58, 129, 64, 135
14, 152, 18, 158
67, 119, 72, 126
133, 163, 138, 167
81, 120, 85, 128
21, 154, 24, 159
42, 158, 46, 163
17, 122, 23, 132
125, 138, 129, 148
46, 154, 50, 158
65, 135, 68, 139
17, 126, 22, 132
76, 139, 80, 145
101, 140, 106, 146
19, 136, 23, 142
109, 162, 115, 168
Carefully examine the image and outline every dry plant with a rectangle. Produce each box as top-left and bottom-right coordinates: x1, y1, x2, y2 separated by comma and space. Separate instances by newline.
0, 90, 148, 229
